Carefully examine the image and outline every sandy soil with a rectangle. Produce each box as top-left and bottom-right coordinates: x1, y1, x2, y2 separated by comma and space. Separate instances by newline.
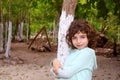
0, 42, 120, 80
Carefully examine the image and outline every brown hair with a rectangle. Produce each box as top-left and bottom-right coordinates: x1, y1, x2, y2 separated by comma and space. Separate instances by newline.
66, 19, 93, 49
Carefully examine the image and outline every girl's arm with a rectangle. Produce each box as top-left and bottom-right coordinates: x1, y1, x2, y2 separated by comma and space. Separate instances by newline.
56, 51, 96, 78
52, 59, 63, 75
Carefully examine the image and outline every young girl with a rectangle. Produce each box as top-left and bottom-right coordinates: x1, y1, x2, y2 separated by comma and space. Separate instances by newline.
50, 19, 97, 80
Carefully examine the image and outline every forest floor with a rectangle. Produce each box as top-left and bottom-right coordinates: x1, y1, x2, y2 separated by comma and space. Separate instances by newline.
0, 42, 120, 80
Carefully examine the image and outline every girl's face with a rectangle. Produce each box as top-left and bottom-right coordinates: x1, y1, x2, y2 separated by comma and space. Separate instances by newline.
72, 31, 88, 49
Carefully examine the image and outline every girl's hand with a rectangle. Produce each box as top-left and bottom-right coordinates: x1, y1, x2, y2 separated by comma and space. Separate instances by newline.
53, 59, 62, 75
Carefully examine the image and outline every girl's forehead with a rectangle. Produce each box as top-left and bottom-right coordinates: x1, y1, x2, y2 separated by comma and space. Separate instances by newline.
73, 31, 87, 37
76, 31, 87, 34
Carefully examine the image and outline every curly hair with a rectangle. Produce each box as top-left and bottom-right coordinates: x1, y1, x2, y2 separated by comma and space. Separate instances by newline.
66, 19, 93, 49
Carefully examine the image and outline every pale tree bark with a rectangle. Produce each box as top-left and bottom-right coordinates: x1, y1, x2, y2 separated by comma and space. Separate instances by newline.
57, 0, 78, 65
5, 0, 12, 58
4, 22, 8, 50
0, 0, 4, 52
5, 21, 12, 58
17, 11, 26, 41
17, 21, 24, 41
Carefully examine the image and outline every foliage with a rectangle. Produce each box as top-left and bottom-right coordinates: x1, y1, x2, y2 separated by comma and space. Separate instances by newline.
29, 0, 62, 34
76, 0, 120, 43
103, 13, 120, 42
1, 0, 120, 43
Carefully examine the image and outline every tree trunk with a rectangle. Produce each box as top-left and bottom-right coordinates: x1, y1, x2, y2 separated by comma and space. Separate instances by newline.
0, 0, 4, 52
5, 21, 12, 58
26, 21, 29, 41
118, 27, 120, 42
113, 38, 117, 57
5, 0, 12, 58
57, 0, 78, 65
4, 22, 8, 50
0, 22, 3, 52
26, 13, 30, 41
28, 12, 31, 40
17, 21, 24, 42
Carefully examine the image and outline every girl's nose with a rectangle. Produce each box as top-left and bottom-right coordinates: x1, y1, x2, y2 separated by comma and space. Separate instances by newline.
77, 38, 81, 43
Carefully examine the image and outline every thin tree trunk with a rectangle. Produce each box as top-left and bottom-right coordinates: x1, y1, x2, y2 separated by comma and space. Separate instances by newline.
18, 21, 24, 41
5, 21, 12, 58
52, 20, 57, 42
26, 21, 29, 41
28, 12, 30, 40
5, 0, 12, 58
0, 22, 3, 52
118, 27, 120, 42
113, 38, 117, 57
0, 0, 4, 52
24, 12, 30, 41
57, 0, 78, 65
4, 22, 8, 50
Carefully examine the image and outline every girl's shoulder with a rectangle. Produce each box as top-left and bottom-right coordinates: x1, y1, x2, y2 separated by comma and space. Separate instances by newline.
84, 47, 95, 53
74, 47, 95, 53
70, 47, 95, 56
82, 47, 95, 55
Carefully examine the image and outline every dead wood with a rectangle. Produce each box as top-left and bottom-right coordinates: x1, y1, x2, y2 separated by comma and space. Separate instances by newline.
28, 26, 52, 52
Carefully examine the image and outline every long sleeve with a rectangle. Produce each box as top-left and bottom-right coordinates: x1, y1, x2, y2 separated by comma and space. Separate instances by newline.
50, 48, 97, 79
58, 51, 95, 78
54, 48, 96, 79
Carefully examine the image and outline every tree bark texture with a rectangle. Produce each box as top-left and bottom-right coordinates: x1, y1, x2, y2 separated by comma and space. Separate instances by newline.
17, 21, 24, 41
5, 0, 12, 58
5, 21, 12, 58
57, 0, 78, 65
0, 0, 4, 52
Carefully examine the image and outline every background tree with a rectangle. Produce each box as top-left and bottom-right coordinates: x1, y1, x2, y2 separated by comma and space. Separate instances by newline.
0, 0, 4, 53
5, 0, 12, 58
0, 0, 119, 57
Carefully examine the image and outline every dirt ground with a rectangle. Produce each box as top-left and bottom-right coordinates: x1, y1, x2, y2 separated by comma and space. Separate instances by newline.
0, 42, 120, 80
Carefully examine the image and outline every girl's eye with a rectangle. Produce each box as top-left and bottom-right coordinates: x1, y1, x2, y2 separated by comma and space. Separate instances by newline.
80, 36, 86, 38
72, 36, 77, 40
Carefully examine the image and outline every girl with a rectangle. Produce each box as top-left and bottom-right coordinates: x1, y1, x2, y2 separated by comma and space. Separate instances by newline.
50, 19, 97, 80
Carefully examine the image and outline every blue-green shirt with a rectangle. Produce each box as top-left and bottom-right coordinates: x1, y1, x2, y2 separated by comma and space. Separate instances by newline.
51, 47, 97, 80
